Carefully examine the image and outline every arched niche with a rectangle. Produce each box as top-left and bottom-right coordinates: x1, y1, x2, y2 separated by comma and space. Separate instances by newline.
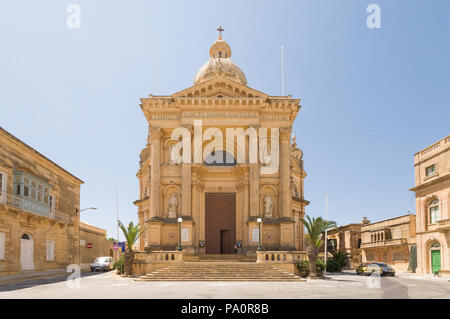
164, 138, 182, 166
260, 184, 278, 218
162, 184, 181, 218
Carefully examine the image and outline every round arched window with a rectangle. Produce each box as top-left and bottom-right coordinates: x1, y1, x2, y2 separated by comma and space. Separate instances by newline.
204, 150, 236, 166
431, 242, 440, 248
429, 199, 440, 224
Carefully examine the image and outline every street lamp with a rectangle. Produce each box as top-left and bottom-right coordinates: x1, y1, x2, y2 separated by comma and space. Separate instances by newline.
78, 207, 97, 266
257, 217, 263, 251
177, 217, 183, 251
79, 207, 97, 214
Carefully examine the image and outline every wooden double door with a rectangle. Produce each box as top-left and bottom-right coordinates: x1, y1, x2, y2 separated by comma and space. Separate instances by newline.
205, 193, 236, 254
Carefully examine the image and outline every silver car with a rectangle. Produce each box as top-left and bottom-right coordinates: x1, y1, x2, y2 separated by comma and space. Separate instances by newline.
365, 262, 396, 276
90, 256, 114, 272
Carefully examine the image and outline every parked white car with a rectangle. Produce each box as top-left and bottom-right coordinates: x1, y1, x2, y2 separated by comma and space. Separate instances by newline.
90, 256, 114, 272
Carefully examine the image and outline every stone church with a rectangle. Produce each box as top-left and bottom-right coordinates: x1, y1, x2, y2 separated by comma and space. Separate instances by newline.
135, 29, 308, 256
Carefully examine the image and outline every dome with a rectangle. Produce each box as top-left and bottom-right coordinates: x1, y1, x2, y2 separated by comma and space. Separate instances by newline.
194, 30, 247, 86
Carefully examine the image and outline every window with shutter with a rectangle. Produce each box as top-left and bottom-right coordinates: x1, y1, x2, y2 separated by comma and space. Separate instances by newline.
0, 171, 6, 203
0, 232, 6, 259
46, 240, 55, 261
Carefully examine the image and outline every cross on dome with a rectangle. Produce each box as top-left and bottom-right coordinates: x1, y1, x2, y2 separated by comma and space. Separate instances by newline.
193, 26, 248, 86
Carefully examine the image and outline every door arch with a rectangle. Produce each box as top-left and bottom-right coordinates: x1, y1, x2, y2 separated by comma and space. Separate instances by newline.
20, 233, 34, 270
429, 241, 441, 275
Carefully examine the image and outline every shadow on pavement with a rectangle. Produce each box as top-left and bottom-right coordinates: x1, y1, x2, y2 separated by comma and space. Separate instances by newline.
380, 277, 410, 299
0, 271, 109, 292
322, 271, 362, 283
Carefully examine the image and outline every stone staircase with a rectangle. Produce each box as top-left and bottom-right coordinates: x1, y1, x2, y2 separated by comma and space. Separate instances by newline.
137, 262, 305, 282
183, 254, 256, 263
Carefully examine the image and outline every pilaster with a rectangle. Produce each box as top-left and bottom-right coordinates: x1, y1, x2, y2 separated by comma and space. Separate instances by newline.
150, 127, 161, 218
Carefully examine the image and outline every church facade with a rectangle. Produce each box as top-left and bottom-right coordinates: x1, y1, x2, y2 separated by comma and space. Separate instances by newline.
135, 30, 308, 256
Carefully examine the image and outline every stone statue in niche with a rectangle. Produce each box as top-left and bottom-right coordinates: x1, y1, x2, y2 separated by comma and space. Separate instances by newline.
263, 195, 273, 217
168, 194, 178, 218
168, 145, 175, 165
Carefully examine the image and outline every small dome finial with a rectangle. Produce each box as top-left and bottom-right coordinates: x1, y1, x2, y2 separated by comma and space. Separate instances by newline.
194, 28, 247, 86
209, 27, 231, 59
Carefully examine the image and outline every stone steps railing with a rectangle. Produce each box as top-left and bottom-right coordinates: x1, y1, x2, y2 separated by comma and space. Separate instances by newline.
256, 251, 307, 263
134, 250, 183, 262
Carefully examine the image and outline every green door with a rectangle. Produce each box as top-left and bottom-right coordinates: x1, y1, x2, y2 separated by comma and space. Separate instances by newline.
431, 250, 441, 274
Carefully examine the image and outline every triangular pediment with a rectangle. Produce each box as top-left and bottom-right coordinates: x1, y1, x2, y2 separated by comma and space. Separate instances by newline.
172, 75, 269, 99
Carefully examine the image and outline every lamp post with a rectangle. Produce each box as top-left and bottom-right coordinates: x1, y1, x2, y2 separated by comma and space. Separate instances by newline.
78, 207, 97, 266
177, 217, 183, 251
257, 217, 263, 251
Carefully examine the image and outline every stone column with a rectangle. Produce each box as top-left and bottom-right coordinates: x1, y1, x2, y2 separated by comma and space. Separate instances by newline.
250, 163, 259, 217
182, 163, 191, 217
150, 127, 161, 218
280, 127, 291, 219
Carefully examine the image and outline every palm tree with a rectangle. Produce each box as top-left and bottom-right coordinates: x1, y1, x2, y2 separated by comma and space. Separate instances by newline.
118, 220, 145, 276
301, 215, 337, 278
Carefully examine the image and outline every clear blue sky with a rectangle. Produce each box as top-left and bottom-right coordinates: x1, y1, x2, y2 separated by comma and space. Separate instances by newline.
1, 1, 449, 239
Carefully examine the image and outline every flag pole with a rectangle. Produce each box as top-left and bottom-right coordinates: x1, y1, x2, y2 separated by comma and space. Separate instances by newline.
281, 46, 285, 96
115, 189, 121, 274
324, 195, 328, 277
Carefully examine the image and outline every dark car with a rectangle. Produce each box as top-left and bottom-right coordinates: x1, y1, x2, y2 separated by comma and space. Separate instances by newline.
364, 262, 396, 276
356, 262, 371, 275
90, 256, 114, 272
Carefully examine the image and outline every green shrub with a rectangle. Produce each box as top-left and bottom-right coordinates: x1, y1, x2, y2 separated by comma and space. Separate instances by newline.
113, 257, 124, 274
326, 258, 341, 272
296, 261, 310, 278
325, 251, 349, 273
296, 259, 326, 277
315, 259, 325, 276
332, 251, 348, 269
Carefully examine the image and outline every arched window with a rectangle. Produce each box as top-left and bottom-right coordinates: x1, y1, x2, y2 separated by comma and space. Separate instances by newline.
429, 199, 440, 224
204, 150, 236, 166
431, 242, 440, 248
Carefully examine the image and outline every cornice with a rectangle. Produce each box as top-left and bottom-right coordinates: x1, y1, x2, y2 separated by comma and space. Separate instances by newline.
410, 173, 450, 192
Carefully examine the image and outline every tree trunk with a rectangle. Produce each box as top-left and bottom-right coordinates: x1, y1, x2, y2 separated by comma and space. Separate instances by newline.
124, 249, 134, 276
308, 245, 318, 278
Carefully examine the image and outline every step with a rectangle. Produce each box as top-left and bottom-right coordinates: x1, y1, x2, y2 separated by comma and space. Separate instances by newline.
135, 278, 306, 282
135, 261, 303, 282
184, 254, 256, 262
144, 273, 295, 277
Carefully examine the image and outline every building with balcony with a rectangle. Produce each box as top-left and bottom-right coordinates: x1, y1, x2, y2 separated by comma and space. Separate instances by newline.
410, 135, 450, 277
360, 214, 417, 272
0, 126, 83, 276
322, 217, 370, 269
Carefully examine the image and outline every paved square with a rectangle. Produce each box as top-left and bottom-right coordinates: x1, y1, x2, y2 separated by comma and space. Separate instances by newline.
0, 271, 448, 299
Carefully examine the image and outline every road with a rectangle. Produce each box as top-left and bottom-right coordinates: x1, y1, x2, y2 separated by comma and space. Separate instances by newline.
0, 270, 448, 299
